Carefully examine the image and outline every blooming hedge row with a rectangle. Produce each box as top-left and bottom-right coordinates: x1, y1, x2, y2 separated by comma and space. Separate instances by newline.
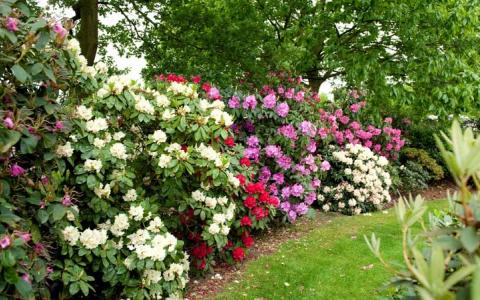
1, 2, 406, 299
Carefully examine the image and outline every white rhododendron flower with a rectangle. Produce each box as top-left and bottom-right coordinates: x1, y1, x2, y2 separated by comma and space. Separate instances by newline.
158, 154, 172, 168
123, 189, 137, 202
129, 205, 144, 221
110, 143, 128, 160
152, 129, 167, 143
135, 95, 155, 115
75, 105, 93, 120
62, 226, 80, 246
110, 213, 129, 236
84, 159, 102, 173
208, 223, 220, 235
86, 118, 108, 133
162, 109, 175, 121
56, 142, 74, 157
155, 93, 170, 107
113, 131, 126, 141
79, 228, 108, 249
93, 137, 107, 148
94, 183, 111, 199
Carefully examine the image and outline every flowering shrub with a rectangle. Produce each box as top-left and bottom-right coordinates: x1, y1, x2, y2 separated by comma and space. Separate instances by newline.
317, 91, 405, 160
224, 77, 326, 222
0, 2, 106, 297
319, 144, 392, 214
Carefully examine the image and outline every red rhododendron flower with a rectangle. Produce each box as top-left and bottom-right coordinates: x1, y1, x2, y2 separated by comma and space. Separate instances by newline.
202, 83, 211, 93
258, 192, 270, 203
242, 236, 254, 248
179, 208, 194, 225
192, 242, 213, 259
232, 247, 245, 261
252, 206, 267, 220
246, 182, 264, 194
240, 216, 252, 227
192, 75, 201, 84
236, 174, 246, 185
239, 157, 251, 167
268, 196, 280, 207
243, 196, 256, 209
224, 136, 235, 147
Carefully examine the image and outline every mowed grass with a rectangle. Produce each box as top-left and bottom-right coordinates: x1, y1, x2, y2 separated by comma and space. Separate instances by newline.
213, 200, 447, 300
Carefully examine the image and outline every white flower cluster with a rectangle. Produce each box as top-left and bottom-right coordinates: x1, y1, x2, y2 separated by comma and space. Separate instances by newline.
321, 144, 391, 214
56, 141, 74, 158
62, 226, 108, 249
167, 82, 198, 98
84, 159, 102, 173
190, 189, 235, 236
134, 94, 155, 115
226, 171, 240, 188
153, 93, 171, 107
85, 117, 108, 133
97, 74, 140, 97
151, 129, 167, 144
209, 108, 233, 127
110, 142, 128, 160
196, 143, 229, 168
75, 105, 93, 120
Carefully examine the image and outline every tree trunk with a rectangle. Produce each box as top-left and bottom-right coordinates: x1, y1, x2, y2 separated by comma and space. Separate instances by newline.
306, 70, 322, 93
74, 0, 98, 65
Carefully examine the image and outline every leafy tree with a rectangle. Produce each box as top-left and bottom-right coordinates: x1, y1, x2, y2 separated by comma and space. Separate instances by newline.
52, 0, 480, 116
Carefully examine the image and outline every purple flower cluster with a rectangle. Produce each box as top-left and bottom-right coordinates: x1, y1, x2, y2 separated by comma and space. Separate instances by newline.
277, 124, 297, 140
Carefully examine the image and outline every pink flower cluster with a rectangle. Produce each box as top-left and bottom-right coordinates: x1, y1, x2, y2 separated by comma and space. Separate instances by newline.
318, 106, 405, 159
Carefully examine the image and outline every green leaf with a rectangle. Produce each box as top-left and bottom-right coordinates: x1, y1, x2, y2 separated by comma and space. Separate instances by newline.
30, 19, 47, 32
11, 64, 28, 83
30, 63, 43, 75
15, 278, 32, 298
0, 129, 21, 153
51, 204, 66, 221
20, 134, 39, 154
36, 210, 49, 224
459, 227, 480, 253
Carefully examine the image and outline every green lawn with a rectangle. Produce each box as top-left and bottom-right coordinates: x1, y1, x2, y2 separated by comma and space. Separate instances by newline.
213, 200, 447, 300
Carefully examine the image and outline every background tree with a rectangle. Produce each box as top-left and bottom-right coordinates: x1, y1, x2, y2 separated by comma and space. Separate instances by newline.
52, 0, 480, 117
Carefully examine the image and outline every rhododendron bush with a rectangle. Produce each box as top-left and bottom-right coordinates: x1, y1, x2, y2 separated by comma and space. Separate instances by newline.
222, 73, 405, 222
319, 144, 392, 214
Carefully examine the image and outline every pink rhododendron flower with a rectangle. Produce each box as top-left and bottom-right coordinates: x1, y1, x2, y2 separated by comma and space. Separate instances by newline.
21, 273, 31, 284
350, 103, 361, 113
320, 160, 331, 171
228, 96, 240, 108
294, 91, 305, 102
285, 88, 295, 99
384, 117, 393, 124
350, 90, 360, 99
55, 120, 65, 130
262, 93, 276, 109
10, 164, 25, 177
207, 87, 221, 100
0, 235, 11, 248
6, 17, 19, 32
53, 22, 67, 38
243, 95, 257, 110
3, 117, 14, 129
275, 102, 289, 117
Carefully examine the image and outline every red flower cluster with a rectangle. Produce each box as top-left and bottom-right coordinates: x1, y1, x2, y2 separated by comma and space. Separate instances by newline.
155, 73, 188, 83
232, 247, 245, 261
240, 216, 252, 227
192, 242, 213, 259
236, 174, 246, 185
239, 157, 251, 167
243, 196, 256, 209
242, 234, 254, 248
224, 136, 235, 147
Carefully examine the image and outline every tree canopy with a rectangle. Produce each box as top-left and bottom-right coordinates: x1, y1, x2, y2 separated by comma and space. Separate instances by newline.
54, 0, 480, 116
